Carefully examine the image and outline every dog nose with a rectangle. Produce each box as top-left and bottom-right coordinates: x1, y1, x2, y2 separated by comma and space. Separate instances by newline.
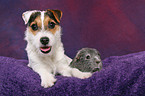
40, 37, 49, 45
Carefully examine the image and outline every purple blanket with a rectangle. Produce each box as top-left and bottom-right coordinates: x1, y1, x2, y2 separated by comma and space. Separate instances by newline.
0, 51, 145, 96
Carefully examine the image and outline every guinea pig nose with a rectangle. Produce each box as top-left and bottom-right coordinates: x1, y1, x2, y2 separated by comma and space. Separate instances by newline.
96, 61, 101, 64
40, 37, 49, 45
92, 68, 100, 72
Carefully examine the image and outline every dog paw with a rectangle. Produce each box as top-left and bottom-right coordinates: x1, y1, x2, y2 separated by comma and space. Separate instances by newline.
79, 72, 92, 79
72, 68, 92, 79
41, 75, 57, 88
27, 63, 30, 67
62, 72, 72, 77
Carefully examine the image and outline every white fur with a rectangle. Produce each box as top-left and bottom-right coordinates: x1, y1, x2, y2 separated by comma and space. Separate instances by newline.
23, 10, 92, 88
41, 11, 45, 30
22, 10, 40, 24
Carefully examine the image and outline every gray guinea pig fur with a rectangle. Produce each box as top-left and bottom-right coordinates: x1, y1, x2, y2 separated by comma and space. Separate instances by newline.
70, 48, 102, 73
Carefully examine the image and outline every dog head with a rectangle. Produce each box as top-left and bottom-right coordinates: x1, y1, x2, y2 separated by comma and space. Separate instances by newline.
22, 9, 62, 55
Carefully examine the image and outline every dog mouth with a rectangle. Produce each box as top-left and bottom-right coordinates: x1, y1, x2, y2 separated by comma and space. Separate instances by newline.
40, 46, 52, 54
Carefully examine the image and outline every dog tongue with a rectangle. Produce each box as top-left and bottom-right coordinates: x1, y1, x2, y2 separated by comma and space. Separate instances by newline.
40, 47, 50, 52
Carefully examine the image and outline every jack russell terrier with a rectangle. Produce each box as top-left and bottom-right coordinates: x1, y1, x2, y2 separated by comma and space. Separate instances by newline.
22, 9, 92, 88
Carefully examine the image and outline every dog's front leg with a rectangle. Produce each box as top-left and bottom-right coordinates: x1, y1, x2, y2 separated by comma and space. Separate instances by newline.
57, 65, 72, 77
71, 68, 92, 79
57, 63, 92, 79
31, 64, 56, 88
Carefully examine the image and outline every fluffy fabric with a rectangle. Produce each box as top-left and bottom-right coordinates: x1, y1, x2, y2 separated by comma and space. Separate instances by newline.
0, 51, 145, 96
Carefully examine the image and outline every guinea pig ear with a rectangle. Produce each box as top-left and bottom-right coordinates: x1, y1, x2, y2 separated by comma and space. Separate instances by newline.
74, 56, 80, 62
22, 10, 38, 25
76, 56, 80, 60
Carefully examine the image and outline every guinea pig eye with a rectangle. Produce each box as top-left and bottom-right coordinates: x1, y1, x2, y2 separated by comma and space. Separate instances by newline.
86, 55, 91, 59
97, 52, 101, 56
48, 22, 56, 29
31, 24, 38, 31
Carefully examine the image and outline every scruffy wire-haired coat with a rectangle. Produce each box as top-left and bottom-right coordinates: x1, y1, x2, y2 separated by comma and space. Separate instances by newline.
22, 9, 92, 88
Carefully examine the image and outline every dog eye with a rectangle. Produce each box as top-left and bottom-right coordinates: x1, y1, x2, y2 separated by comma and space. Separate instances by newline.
48, 22, 55, 29
31, 24, 38, 31
86, 55, 91, 59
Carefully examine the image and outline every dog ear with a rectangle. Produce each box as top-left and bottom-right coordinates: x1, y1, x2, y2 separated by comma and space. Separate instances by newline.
47, 9, 63, 23
22, 10, 37, 25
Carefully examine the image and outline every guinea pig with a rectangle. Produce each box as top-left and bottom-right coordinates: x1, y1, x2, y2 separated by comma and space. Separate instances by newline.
70, 48, 102, 73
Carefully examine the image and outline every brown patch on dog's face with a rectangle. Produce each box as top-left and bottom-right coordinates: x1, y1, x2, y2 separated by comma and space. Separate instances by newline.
28, 16, 42, 35
47, 9, 62, 24
26, 10, 62, 35
44, 15, 59, 34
